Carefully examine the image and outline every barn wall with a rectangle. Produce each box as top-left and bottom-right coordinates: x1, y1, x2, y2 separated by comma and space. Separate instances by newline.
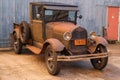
0, 0, 15, 47
0, 0, 120, 47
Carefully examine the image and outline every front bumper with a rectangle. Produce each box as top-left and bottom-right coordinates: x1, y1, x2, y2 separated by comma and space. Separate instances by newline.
57, 52, 110, 61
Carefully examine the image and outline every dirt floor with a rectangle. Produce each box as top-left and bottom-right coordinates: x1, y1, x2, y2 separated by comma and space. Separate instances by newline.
0, 44, 120, 80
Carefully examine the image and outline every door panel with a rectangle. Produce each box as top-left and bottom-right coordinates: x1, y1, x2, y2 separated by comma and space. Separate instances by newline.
107, 7, 119, 40
31, 20, 44, 43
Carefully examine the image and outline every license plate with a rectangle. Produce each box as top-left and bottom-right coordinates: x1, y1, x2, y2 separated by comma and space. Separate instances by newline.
74, 39, 86, 45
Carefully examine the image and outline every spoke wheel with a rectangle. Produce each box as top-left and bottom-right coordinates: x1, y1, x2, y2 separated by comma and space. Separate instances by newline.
13, 33, 22, 54
90, 45, 108, 70
45, 45, 60, 75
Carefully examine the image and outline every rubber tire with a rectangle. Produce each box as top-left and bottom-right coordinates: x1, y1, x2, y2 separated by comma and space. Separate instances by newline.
45, 45, 60, 75
13, 33, 22, 54
90, 45, 108, 70
20, 21, 30, 44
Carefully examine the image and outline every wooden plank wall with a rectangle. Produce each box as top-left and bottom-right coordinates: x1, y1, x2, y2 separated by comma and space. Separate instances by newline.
0, 0, 120, 47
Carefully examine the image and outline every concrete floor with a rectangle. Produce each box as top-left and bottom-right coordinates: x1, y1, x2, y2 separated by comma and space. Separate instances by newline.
0, 44, 119, 80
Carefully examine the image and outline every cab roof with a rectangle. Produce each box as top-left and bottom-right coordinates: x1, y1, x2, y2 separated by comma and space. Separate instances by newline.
30, 2, 78, 7
30, 2, 78, 10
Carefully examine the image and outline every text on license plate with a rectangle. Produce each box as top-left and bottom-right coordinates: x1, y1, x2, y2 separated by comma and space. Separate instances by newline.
74, 39, 86, 45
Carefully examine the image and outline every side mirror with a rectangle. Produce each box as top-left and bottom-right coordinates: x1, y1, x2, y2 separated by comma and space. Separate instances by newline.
78, 15, 82, 19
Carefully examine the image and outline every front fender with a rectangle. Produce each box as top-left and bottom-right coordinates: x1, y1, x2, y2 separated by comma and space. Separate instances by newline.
44, 38, 65, 52
95, 36, 108, 46
88, 36, 108, 53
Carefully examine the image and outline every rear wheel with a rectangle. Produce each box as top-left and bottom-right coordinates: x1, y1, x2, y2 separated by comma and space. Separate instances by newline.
13, 33, 22, 54
45, 45, 60, 75
90, 45, 108, 70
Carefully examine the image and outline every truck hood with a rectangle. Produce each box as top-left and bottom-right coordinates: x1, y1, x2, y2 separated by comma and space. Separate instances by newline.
46, 22, 77, 33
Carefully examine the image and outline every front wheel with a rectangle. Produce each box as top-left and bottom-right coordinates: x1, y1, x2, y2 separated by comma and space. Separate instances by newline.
90, 45, 108, 70
45, 45, 60, 75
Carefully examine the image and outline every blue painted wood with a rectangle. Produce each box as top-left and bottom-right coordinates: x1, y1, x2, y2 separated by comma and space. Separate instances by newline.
0, 0, 2, 43
1, 0, 120, 47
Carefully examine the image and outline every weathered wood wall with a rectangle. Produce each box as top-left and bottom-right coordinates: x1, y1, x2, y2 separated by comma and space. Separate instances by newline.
0, 0, 120, 47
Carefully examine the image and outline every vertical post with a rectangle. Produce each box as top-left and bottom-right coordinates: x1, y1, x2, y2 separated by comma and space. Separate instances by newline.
118, 8, 120, 41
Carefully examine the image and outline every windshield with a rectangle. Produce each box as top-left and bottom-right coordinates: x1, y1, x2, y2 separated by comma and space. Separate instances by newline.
45, 10, 77, 23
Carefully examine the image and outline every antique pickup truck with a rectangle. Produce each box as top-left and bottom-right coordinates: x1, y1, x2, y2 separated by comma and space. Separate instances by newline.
11, 2, 109, 75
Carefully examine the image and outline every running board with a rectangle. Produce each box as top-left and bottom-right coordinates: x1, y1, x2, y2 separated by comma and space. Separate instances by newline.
26, 45, 41, 54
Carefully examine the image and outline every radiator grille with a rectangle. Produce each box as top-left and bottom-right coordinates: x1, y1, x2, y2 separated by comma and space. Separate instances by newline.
69, 27, 88, 54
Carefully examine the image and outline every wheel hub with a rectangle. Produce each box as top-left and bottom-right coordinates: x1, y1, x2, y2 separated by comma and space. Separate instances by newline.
48, 57, 54, 61
97, 60, 101, 64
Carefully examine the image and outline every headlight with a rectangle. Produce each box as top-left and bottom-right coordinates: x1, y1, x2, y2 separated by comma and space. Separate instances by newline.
63, 32, 72, 41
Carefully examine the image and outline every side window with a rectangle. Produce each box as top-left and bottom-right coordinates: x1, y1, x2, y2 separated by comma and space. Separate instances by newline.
32, 5, 42, 20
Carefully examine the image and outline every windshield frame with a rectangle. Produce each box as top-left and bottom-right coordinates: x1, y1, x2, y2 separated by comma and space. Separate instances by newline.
44, 9, 78, 24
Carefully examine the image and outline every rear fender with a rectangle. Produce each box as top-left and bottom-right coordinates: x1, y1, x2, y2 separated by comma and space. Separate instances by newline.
42, 38, 64, 53
88, 36, 108, 53
13, 23, 23, 42
10, 24, 21, 46
13, 23, 21, 38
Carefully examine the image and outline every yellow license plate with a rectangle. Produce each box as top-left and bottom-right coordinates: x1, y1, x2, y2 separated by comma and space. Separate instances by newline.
74, 39, 86, 45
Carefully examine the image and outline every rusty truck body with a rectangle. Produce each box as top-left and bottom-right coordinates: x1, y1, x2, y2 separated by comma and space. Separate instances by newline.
11, 2, 109, 75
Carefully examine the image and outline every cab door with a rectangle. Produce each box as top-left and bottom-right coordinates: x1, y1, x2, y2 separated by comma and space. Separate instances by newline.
30, 5, 44, 43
